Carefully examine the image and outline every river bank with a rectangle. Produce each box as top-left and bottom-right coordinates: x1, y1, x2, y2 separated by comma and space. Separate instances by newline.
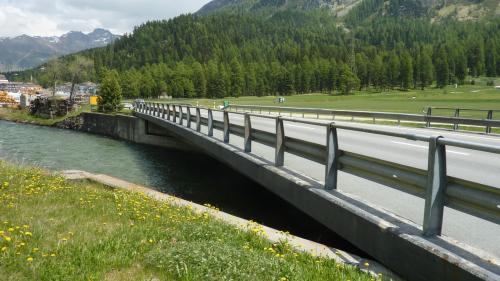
0, 161, 381, 280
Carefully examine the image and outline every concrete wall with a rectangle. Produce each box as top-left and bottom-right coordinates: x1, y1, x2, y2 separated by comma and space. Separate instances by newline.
79, 112, 189, 150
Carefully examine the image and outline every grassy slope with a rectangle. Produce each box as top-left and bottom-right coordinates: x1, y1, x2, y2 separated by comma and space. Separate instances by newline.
0, 161, 377, 281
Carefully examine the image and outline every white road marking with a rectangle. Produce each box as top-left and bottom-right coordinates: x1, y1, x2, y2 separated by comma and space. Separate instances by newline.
391, 141, 470, 156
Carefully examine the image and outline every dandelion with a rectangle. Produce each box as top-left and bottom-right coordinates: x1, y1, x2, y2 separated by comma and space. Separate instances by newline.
27, 257, 33, 262
50, 253, 56, 257
1, 247, 7, 251
33, 248, 39, 252
4, 236, 11, 242
364, 262, 370, 267
25, 232, 33, 237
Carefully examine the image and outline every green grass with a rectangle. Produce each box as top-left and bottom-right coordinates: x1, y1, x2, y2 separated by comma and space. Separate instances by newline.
0, 161, 378, 281
0, 106, 89, 126
0, 106, 134, 126
139, 84, 500, 119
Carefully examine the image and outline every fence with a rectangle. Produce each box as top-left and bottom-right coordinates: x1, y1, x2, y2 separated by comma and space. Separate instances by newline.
134, 102, 500, 237
425, 107, 500, 133
227, 104, 500, 134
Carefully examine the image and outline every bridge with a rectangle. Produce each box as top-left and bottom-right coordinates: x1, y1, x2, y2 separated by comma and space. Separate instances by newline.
133, 102, 500, 281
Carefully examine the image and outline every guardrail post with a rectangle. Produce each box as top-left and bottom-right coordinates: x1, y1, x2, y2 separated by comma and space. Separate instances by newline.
157, 103, 161, 117
275, 117, 285, 167
486, 110, 493, 134
244, 113, 252, 152
453, 109, 460, 131
145, 103, 149, 114
187, 107, 192, 128
196, 108, 201, 132
173, 105, 177, 123
162, 104, 166, 119
166, 105, 171, 120
154, 103, 158, 117
223, 111, 230, 143
423, 136, 447, 236
208, 109, 214, 137
426, 107, 432, 128
179, 106, 184, 126
325, 123, 339, 190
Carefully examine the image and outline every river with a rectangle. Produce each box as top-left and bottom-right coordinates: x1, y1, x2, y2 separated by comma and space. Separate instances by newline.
0, 120, 362, 255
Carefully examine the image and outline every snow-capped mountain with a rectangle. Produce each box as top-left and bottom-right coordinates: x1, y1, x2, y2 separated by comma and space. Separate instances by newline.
0, 29, 120, 72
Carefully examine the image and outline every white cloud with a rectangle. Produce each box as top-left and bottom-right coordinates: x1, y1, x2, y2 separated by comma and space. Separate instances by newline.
0, 0, 212, 37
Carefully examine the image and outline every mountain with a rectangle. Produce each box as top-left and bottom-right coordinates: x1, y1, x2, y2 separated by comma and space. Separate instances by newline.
0, 29, 120, 72
198, 0, 362, 17
198, 0, 500, 22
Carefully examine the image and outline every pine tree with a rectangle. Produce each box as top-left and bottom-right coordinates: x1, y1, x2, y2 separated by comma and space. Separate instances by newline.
399, 52, 413, 90
98, 70, 122, 112
229, 59, 244, 97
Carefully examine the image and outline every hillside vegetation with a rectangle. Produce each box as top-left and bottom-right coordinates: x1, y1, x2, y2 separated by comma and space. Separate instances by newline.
10, 0, 500, 100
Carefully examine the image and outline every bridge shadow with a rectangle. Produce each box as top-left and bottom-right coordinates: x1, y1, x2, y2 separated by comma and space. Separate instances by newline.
128, 143, 368, 257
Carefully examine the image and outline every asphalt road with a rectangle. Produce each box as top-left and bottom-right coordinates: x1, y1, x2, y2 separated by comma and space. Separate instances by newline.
187, 108, 500, 258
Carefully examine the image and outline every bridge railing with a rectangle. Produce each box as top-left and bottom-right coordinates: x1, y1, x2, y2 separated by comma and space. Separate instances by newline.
134, 102, 500, 237
227, 104, 500, 134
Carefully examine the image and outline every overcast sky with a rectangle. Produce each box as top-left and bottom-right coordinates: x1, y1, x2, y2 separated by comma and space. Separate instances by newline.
0, 0, 212, 37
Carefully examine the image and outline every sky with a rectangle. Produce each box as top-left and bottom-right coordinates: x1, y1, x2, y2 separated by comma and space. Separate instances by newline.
0, 0, 212, 37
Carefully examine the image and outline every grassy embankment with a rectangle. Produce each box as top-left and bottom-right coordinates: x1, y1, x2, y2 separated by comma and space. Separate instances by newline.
0, 106, 133, 126
0, 107, 87, 126
0, 161, 377, 281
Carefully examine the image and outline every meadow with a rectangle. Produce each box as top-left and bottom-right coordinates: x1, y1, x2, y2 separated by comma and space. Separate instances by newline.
0, 161, 378, 281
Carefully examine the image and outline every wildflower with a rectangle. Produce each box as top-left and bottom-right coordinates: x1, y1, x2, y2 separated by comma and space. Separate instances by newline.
4, 236, 11, 242
364, 262, 370, 267
25, 232, 33, 237
1, 247, 7, 252
32, 248, 39, 252
27, 257, 33, 262
50, 253, 56, 257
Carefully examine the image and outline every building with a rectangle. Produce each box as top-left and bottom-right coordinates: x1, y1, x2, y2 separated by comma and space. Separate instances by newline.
0, 74, 8, 84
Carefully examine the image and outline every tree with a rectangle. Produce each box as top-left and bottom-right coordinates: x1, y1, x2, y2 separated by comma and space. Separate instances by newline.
98, 70, 122, 112
192, 62, 207, 98
43, 60, 63, 96
67, 56, 94, 103
339, 64, 360, 95
435, 46, 449, 88
229, 59, 244, 97
416, 48, 433, 90
399, 51, 413, 90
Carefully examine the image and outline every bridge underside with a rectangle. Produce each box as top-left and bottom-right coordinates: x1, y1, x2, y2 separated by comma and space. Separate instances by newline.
135, 111, 499, 281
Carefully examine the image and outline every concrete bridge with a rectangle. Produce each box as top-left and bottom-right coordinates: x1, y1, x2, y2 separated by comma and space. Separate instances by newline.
130, 102, 500, 281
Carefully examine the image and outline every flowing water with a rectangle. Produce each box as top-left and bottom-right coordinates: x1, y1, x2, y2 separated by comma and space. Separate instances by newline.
0, 120, 363, 255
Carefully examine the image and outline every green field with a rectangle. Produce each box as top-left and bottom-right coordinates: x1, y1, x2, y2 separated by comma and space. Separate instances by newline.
0, 161, 377, 281
171, 85, 500, 119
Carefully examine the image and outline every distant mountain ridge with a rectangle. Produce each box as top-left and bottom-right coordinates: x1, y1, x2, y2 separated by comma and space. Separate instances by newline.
198, 0, 500, 21
0, 29, 120, 72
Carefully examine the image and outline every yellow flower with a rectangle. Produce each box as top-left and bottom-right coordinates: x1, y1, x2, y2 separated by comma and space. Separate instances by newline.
25, 232, 33, 236
1, 247, 7, 252
364, 262, 370, 267
4, 236, 11, 242
7, 228, 14, 232
50, 253, 56, 257
33, 248, 39, 252
27, 257, 34, 262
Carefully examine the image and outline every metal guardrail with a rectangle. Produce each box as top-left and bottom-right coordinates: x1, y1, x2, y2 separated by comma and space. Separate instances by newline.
228, 105, 500, 134
425, 107, 500, 133
134, 102, 500, 238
